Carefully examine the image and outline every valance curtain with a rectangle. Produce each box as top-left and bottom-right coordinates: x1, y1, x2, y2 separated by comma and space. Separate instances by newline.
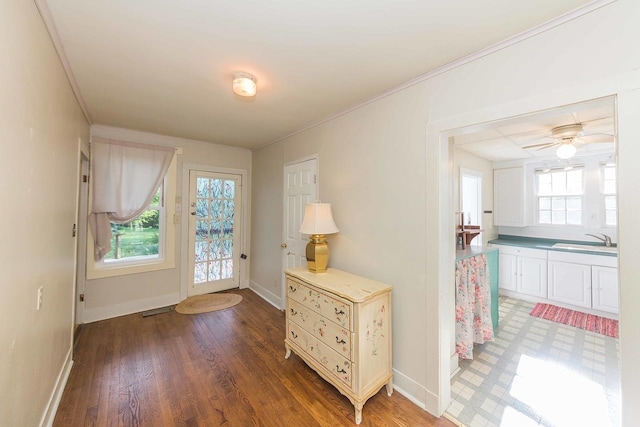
455, 254, 494, 360
89, 137, 175, 261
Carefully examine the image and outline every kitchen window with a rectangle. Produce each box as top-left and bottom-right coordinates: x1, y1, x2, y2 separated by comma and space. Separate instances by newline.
536, 167, 584, 225
601, 163, 616, 226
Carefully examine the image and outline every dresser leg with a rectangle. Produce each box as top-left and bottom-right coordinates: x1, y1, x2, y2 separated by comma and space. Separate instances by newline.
386, 378, 394, 396
354, 403, 363, 425
284, 347, 291, 359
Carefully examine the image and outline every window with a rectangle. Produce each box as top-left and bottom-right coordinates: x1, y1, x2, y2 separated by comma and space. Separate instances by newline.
601, 163, 617, 226
537, 167, 584, 225
87, 156, 177, 279
102, 184, 165, 264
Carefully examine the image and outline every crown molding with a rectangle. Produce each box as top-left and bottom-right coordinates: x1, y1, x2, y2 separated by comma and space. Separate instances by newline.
34, 0, 93, 124
258, 0, 617, 151
90, 124, 251, 153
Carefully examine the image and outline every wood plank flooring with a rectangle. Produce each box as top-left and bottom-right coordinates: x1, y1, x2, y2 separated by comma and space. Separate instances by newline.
55, 289, 455, 427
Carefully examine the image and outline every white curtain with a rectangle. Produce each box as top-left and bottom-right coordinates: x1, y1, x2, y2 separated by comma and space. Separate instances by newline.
89, 137, 175, 261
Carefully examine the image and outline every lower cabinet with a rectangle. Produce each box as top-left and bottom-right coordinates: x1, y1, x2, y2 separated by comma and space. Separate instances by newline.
492, 243, 619, 316
494, 245, 547, 298
592, 266, 619, 314
546, 251, 618, 314
548, 261, 592, 309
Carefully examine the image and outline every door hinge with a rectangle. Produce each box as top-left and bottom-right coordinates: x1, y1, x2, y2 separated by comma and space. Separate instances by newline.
82, 174, 88, 183
79, 293, 85, 302
72, 224, 77, 237
314, 174, 317, 184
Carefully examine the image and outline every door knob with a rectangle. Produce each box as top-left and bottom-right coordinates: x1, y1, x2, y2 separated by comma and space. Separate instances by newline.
281, 243, 287, 248
190, 212, 197, 216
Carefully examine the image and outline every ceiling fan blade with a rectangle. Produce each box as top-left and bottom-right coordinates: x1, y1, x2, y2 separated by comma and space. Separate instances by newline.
582, 135, 615, 144
523, 141, 558, 150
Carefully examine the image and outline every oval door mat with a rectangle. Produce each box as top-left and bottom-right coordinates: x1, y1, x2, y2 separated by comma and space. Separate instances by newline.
175, 293, 242, 315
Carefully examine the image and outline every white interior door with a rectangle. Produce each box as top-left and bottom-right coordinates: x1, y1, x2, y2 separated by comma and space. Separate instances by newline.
282, 159, 317, 302
188, 171, 242, 296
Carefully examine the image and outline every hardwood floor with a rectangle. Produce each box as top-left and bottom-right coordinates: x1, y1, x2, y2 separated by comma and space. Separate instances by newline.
55, 289, 454, 427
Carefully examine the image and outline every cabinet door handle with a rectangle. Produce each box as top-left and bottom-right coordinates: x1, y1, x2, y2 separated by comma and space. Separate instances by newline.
335, 337, 346, 345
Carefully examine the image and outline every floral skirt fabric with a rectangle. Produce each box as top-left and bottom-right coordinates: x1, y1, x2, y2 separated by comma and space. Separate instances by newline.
455, 254, 494, 360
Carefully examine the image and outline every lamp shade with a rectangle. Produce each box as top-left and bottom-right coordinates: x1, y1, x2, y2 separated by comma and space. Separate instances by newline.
299, 203, 339, 235
556, 143, 577, 159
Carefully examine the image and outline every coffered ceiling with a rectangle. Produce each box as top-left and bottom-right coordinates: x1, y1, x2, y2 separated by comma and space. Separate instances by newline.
39, 0, 594, 150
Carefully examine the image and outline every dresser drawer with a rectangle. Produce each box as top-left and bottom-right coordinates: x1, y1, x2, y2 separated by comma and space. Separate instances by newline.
287, 321, 353, 389
287, 278, 353, 330
288, 299, 352, 360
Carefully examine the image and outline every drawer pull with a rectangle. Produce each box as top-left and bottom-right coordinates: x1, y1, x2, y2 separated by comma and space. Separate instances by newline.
334, 308, 346, 316
290, 331, 298, 339
336, 365, 347, 374
289, 285, 297, 292
335, 337, 346, 345
290, 308, 298, 316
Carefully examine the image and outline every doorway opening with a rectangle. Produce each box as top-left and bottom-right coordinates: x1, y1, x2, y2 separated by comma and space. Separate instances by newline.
446, 96, 620, 426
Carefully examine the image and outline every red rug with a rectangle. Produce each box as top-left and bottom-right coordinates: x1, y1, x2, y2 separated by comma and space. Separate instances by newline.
529, 303, 618, 338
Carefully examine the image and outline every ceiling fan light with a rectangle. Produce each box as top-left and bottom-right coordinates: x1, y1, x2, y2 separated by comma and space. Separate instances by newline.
556, 143, 577, 159
232, 72, 256, 97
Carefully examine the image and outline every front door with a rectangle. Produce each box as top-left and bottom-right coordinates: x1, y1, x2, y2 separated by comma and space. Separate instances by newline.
188, 171, 241, 296
282, 158, 317, 304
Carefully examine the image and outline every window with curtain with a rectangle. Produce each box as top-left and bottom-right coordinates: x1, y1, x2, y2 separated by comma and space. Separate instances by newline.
101, 183, 165, 264
536, 166, 584, 225
87, 137, 177, 278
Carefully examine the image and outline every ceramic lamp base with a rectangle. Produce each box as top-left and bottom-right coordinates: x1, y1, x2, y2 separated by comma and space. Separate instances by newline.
305, 235, 329, 273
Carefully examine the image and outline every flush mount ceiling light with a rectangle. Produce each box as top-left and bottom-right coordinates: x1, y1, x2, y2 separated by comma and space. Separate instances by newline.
232, 72, 256, 97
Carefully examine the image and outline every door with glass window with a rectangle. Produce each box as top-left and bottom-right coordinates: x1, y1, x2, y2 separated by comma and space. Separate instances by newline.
188, 171, 241, 296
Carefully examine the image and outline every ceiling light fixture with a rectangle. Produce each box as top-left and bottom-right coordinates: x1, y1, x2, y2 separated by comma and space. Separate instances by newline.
556, 141, 577, 159
232, 72, 256, 97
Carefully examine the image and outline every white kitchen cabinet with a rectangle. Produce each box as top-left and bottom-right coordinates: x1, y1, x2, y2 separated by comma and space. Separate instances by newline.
547, 250, 618, 315
498, 252, 517, 291
494, 167, 525, 227
492, 244, 547, 298
592, 266, 619, 314
548, 260, 592, 308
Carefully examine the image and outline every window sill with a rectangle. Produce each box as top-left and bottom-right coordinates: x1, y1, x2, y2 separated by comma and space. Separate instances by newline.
86, 257, 175, 280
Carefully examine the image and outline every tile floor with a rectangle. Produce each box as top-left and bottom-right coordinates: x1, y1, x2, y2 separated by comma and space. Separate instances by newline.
447, 297, 620, 427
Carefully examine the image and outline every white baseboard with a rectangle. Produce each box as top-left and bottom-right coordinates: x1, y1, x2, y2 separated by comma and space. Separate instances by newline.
84, 292, 181, 323
40, 347, 74, 427
393, 368, 442, 416
249, 280, 282, 310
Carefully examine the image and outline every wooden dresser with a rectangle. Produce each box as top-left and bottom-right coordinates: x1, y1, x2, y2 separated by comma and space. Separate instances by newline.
284, 267, 393, 425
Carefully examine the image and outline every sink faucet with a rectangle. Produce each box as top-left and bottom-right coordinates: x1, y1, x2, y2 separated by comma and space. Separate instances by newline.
585, 233, 612, 247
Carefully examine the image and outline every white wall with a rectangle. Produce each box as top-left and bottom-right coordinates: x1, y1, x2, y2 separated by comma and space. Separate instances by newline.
83, 126, 252, 322
0, 2, 89, 425
251, 0, 640, 424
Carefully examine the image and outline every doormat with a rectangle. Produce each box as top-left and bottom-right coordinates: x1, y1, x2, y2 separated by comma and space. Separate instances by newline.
175, 293, 242, 315
529, 303, 618, 338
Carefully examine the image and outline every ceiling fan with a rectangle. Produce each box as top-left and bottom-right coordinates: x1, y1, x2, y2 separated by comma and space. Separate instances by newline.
523, 123, 614, 159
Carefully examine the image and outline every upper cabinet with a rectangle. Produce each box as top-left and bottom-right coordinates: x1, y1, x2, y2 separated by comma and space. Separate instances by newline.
493, 167, 525, 227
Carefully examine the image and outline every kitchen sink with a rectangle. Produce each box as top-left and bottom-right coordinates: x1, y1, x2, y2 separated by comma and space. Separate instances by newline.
552, 243, 618, 254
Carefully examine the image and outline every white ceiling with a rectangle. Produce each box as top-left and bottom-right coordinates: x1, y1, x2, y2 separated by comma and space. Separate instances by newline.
453, 97, 615, 162
41, 0, 594, 150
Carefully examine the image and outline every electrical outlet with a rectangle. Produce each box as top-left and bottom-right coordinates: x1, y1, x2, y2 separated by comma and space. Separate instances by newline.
37, 286, 43, 311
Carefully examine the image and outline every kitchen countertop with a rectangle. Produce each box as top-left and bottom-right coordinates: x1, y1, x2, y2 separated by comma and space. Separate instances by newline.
455, 245, 498, 261
488, 235, 617, 257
